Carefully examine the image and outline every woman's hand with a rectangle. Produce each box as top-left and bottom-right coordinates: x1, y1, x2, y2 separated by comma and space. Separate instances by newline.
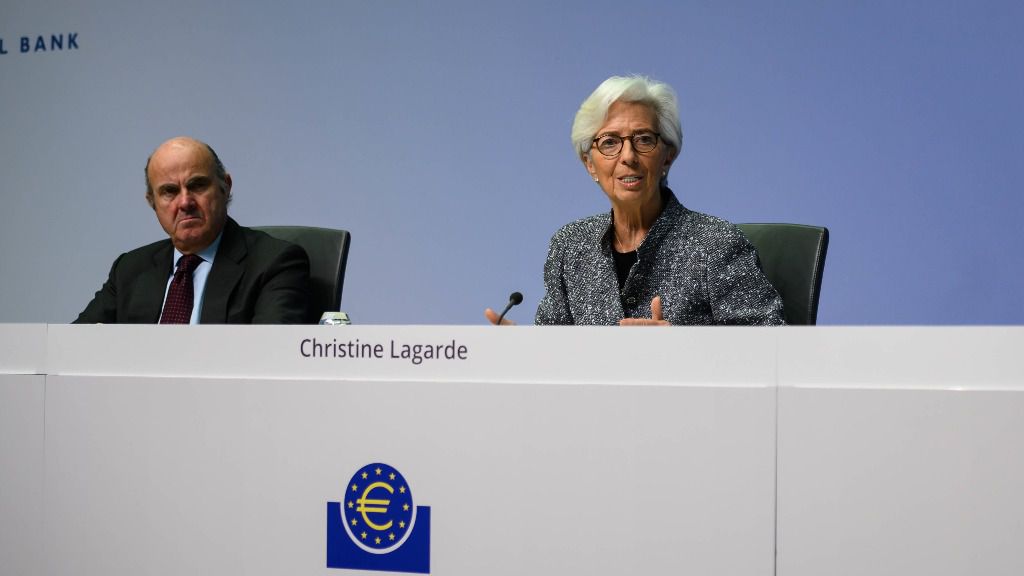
484, 308, 517, 325
619, 295, 670, 326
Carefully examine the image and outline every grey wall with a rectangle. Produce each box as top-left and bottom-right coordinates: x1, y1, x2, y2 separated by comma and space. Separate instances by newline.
2, 0, 1022, 324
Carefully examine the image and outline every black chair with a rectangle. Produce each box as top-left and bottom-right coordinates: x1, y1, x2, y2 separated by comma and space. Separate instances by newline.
737, 223, 829, 325
254, 226, 351, 324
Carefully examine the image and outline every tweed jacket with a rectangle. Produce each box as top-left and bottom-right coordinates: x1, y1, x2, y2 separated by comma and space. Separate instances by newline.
535, 189, 785, 325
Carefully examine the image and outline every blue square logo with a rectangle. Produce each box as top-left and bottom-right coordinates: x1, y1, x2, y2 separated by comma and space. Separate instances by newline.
327, 463, 430, 573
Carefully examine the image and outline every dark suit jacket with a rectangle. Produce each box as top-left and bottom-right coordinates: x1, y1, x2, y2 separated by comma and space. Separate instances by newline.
74, 217, 310, 324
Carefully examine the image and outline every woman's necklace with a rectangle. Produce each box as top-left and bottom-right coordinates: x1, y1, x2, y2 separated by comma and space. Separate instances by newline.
615, 224, 645, 253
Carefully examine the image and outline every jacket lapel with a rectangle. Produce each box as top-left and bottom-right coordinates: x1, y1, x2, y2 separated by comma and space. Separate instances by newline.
569, 216, 624, 325
200, 218, 246, 324
133, 243, 174, 323
594, 258, 625, 323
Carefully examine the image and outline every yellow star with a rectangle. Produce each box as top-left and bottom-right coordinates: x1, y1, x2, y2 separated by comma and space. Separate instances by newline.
399, 486, 406, 494
347, 501, 353, 509
399, 521, 406, 529
351, 484, 358, 492
361, 472, 368, 479
361, 532, 367, 540
402, 503, 409, 511
375, 537, 381, 544
375, 467, 382, 475
350, 518, 358, 526
389, 533, 396, 541
389, 472, 396, 480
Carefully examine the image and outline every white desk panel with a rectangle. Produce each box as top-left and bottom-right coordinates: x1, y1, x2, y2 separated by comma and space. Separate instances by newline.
13, 325, 1023, 575
43, 374, 776, 576
777, 326, 1024, 389
0, 375, 45, 576
776, 328, 1024, 576
0, 323, 47, 374
48, 324, 778, 386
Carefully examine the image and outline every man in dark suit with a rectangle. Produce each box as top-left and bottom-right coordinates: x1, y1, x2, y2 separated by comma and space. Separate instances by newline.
74, 137, 310, 324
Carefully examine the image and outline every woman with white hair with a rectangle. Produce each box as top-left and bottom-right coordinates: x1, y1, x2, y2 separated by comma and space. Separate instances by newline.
487, 75, 784, 325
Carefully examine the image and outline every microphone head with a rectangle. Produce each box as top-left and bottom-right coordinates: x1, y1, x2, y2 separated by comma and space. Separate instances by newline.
509, 291, 524, 305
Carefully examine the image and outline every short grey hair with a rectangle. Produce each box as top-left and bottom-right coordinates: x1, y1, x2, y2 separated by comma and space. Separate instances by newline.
571, 75, 683, 163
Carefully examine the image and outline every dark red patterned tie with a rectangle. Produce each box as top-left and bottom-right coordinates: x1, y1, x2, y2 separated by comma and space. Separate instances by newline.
159, 254, 202, 324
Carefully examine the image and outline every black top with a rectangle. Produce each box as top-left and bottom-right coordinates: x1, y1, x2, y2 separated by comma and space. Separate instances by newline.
612, 249, 637, 291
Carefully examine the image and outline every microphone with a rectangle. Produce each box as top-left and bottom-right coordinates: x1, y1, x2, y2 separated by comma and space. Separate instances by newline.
495, 291, 524, 325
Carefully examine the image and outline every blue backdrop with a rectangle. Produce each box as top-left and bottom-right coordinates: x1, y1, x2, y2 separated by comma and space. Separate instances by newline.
2, 0, 1022, 324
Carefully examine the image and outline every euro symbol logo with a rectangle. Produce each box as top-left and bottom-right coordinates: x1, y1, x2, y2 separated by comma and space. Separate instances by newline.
356, 481, 394, 530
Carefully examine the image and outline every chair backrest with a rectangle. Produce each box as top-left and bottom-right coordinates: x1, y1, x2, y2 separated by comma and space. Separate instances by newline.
737, 223, 829, 325
254, 226, 351, 323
